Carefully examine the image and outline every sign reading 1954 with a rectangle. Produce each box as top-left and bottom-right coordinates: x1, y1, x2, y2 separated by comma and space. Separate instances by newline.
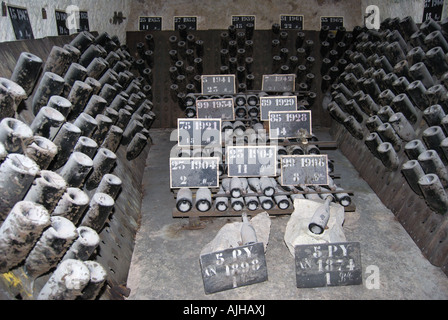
280, 154, 328, 186
260, 96, 297, 121
262, 74, 296, 93
196, 98, 235, 121
227, 146, 277, 177
269, 110, 312, 139
177, 118, 221, 147
170, 157, 219, 188
295, 242, 362, 288
201, 75, 236, 95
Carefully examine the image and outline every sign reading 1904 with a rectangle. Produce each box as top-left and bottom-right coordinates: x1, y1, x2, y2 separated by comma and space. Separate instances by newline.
170, 157, 219, 188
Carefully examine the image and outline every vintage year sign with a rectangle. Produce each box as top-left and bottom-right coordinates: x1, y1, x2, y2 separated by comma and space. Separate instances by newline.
177, 118, 221, 147
200, 242, 268, 294
268, 110, 312, 139
226, 146, 277, 177
261, 74, 296, 93
259, 96, 297, 121
196, 98, 235, 121
280, 154, 329, 186
169, 157, 219, 188
295, 242, 362, 288
201, 75, 236, 95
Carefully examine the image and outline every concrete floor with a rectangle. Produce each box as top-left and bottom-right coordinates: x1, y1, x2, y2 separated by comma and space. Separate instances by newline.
126, 128, 448, 300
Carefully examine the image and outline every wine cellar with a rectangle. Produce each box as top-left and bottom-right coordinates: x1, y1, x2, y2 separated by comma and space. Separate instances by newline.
0, 0, 447, 304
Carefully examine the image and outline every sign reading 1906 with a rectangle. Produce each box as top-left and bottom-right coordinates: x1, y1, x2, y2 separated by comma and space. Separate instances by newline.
280, 154, 328, 186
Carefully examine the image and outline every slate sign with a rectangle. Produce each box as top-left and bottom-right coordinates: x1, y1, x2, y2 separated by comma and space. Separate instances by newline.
280, 154, 328, 186
201, 75, 236, 95
139, 16, 162, 31
295, 242, 362, 288
200, 242, 268, 294
77, 11, 90, 32
227, 146, 277, 177
231, 15, 256, 29
320, 16, 344, 31
261, 74, 296, 93
280, 15, 304, 30
8, 5, 34, 40
196, 98, 235, 121
177, 118, 221, 147
174, 16, 197, 30
269, 110, 312, 139
423, 0, 444, 21
170, 157, 219, 188
259, 95, 297, 121
55, 10, 69, 36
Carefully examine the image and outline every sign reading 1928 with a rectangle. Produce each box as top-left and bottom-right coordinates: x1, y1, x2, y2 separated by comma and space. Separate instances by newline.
231, 15, 256, 29
259, 96, 297, 121
196, 98, 235, 121
177, 118, 221, 147
295, 242, 362, 288
227, 146, 277, 177
169, 157, 219, 188
200, 242, 268, 294
261, 74, 296, 93
280, 154, 328, 186
201, 75, 236, 95
269, 110, 312, 139
139, 16, 162, 31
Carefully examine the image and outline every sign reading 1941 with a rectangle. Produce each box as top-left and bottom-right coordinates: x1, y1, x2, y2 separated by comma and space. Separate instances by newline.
201, 75, 236, 95
269, 110, 312, 139
196, 98, 235, 121
227, 146, 277, 177
280, 154, 328, 186
177, 118, 221, 147
200, 242, 268, 294
295, 242, 362, 288
261, 74, 296, 93
259, 96, 297, 121
170, 157, 219, 188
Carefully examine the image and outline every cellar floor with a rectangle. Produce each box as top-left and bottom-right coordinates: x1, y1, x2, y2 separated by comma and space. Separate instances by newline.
126, 127, 448, 300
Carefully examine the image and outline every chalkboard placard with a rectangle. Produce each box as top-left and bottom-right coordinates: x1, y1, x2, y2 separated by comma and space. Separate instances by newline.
200, 242, 268, 294
261, 74, 296, 93
423, 0, 444, 21
295, 242, 362, 288
280, 154, 328, 186
8, 5, 34, 40
269, 110, 312, 139
139, 16, 162, 31
226, 146, 277, 177
170, 157, 219, 188
196, 98, 235, 121
55, 10, 69, 35
231, 15, 256, 29
320, 16, 344, 31
77, 11, 90, 32
201, 75, 236, 95
259, 95, 297, 121
174, 16, 197, 30
178, 118, 221, 147
280, 15, 304, 30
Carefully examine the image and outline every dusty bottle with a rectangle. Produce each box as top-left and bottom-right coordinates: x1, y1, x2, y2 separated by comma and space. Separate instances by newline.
308, 196, 332, 235
241, 212, 257, 245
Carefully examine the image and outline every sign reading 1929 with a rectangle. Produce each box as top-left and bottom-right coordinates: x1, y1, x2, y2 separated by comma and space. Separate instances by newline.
196, 98, 235, 121
295, 242, 362, 288
201, 75, 236, 95
177, 118, 221, 147
259, 96, 297, 121
200, 242, 268, 294
261, 74, 296, 92
227, 146, 277, 177
170, 157, 219, 188
269, 110, 312, 139
280, 154, 328, 186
